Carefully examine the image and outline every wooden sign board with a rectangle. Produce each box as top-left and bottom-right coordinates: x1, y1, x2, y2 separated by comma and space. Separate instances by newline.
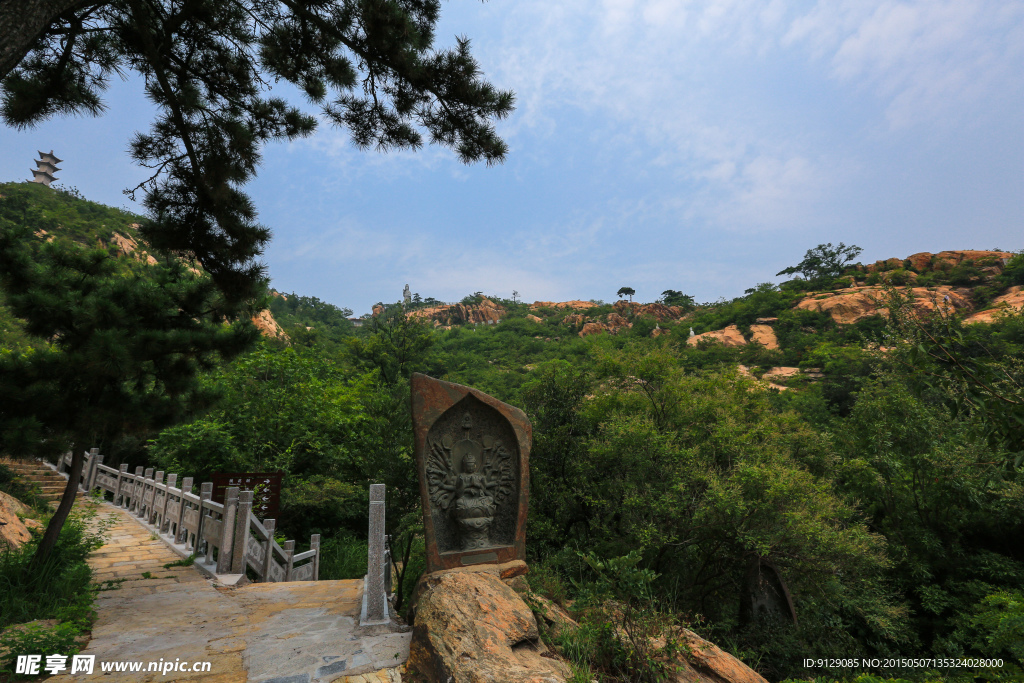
210, 471, 283, 520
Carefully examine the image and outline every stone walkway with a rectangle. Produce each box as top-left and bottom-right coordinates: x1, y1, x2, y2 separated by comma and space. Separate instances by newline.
49, 501, 410, 683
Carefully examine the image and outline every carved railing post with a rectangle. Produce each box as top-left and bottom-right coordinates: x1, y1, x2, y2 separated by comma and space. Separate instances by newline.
231, 491, 253, 574
86, 450, 102, 492
361, 484, 388, 625
141, 468, 154, 519
161, 474, 177, 533
151, 471, 164, 525
177, 477, 193, 543
283, 540, 295, 582
216, 487, 239, 574
116, 464, 128, 507
311, 534, 320, 582
199, 482, 213, 558
261, 519, 276, 581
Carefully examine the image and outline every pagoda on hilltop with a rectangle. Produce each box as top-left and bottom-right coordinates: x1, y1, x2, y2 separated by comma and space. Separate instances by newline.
30, 150, 62, 187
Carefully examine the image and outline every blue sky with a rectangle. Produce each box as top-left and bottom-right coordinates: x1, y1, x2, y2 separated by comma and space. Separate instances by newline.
2, 0, 1022, 315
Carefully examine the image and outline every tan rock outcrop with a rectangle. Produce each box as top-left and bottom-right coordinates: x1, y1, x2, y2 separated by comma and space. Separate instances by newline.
794, 286, 971, 324
964, 286, 1024, 324
606, 313, 631, 332
651, 324, 671, 338
749, 325, 778, 349
251, 309, 288, 341
0, 491, 34, 549
108, 231, 159, 265
687, 325, 746, 348
562, 313, 585, 326
408, 569, 568, 683
613, 301, 684, 321
871, 250, 1013, 274
577, 313, 633, 338
530, 300, 598, 311
525, 314, 543, 324
907, 252, 934, 272
762, 367, 801, 381
408, 298, 506, 326
933, 250, 1013, 267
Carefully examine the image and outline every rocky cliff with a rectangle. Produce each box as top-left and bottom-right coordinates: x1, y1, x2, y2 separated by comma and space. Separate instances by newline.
400, 298, 507, 327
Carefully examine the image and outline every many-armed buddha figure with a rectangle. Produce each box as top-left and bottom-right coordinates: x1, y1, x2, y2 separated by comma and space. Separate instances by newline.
426, 413, 513, 550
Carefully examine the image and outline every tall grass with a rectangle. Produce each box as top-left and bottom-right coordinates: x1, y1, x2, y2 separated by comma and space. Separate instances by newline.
317, 534, 367, 580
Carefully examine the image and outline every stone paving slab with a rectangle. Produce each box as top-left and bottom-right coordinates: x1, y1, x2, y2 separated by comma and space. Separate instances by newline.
47, 502, 409, 683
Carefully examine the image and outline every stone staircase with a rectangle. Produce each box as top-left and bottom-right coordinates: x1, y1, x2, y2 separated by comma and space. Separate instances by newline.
0, 458, 82, 506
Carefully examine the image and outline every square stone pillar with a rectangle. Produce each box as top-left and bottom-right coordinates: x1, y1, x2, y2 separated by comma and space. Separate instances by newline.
360, 483, 389, 625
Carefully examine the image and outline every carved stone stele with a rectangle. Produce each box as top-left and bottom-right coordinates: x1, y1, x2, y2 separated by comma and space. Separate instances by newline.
411, 373, 530, 573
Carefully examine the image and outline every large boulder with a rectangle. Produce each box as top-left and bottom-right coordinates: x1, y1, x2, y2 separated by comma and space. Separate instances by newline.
0, 491, 35, 549
668, 629, 769, 683
748, 324, 778, 349
687, 325, 746, 348
408, 569, 568, 683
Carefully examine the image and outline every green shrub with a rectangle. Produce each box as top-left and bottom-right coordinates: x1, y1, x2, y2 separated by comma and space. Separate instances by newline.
0, 509, 106, 675
886, 269, 911, 286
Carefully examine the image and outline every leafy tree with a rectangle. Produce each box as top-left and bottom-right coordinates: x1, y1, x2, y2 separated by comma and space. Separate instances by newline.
1000, 251, 1024, 287
346, 303, 435, 386
777, 242, 863, 284
0, 191, 257, 565
617, 287, 635, 302
835, 375, 1024, 659
2, 0, 514, 305
659, 289, 695, 311
880, 286, 1024, 460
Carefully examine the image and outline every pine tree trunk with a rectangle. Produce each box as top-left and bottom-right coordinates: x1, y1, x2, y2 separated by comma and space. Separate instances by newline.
0, 0, 91, 79
31, 449, 84, 567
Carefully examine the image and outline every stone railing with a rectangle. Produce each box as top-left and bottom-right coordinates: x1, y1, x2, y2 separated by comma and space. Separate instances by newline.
58, 448, 319, 583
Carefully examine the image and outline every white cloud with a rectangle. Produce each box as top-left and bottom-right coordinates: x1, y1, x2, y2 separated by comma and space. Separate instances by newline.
785, 0, 1024, 127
